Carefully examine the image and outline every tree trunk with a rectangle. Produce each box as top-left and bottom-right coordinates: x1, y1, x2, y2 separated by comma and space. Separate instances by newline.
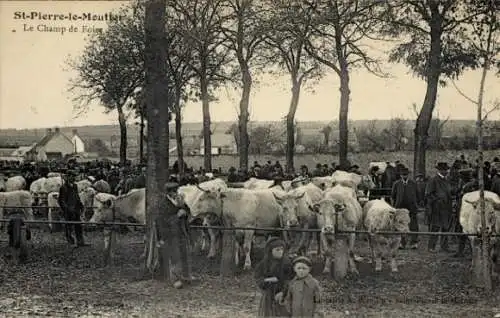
472, 24, 493, 291
117, 107, 128, 166
238, 69, 251, 172
143, 0, 170, 279
338, 70, 350, 169
139, 110, 145, 164
175, 91, 185, 179
413, 22, 442, 178
286, 82, 300, 174
200, 72, 212, 172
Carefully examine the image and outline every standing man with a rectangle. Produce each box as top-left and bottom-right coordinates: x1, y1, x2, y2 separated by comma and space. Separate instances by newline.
58, 171, 87, 247
159, 182, 195, 289
391, 167, 419, 249
425, 162, 453, 253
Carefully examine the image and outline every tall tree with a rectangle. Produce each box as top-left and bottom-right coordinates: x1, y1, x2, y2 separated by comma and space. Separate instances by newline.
143, 0, 171, 276
222, 0, 268, 172
166, 20, 197, 180
264, 0, 323, 173
170, 0, 234, 172
68, 4, 144, 165
304, 0, 386, 168
381, 0, 480, 177
451, 0, 499, 290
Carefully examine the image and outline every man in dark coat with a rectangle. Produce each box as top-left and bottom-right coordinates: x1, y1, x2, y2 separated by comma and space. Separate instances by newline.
391, 167, 419, 249
157, 182, 196, 288
58, 171, 87, 247
425, 162, 453, 252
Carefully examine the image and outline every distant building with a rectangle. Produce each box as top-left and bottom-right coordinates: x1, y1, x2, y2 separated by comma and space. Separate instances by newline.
71, 129, 85, 153
199, 133, 237, 155
26, 127, 74, 161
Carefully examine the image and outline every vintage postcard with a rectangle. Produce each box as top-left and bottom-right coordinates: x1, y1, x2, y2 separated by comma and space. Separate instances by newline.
0, 0, 499, 316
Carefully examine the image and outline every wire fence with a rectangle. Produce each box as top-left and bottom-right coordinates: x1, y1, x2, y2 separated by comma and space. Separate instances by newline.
0, 206, 498, 237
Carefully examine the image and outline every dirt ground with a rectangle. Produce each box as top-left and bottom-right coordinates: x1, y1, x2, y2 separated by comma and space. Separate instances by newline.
1, 225, 500, 318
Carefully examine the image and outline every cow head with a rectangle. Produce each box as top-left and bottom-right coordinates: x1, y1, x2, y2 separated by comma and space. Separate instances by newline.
80, 187, 97, 220
316, 197, 348, 235
391, 208, 410, 232
272, 192, 302, 228
190, 185, 224, 219
464, 194, 500, 234
90, 193, 117, 224
359, 175, 376, 192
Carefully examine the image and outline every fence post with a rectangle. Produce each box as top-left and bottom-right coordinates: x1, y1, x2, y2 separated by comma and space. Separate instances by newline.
220, 217, 235, 277
333, 209, 349, 280
104, 208, 116, 266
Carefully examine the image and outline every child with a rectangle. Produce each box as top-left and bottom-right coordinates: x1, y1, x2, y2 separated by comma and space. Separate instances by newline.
281, 256, 322, 317
254, 236, 294, 317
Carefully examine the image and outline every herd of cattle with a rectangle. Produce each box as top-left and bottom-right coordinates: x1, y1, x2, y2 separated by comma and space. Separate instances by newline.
1, 164, 500, 280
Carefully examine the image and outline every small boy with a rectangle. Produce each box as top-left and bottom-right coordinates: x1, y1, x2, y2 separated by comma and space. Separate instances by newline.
281, 256, 323, 317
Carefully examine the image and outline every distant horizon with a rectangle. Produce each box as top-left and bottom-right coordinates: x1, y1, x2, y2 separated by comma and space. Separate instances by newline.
0, 118, 489, 131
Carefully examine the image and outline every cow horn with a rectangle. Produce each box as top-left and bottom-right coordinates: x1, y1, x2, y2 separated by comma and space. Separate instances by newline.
273, 192, 282, 201
196, 184, 209, 193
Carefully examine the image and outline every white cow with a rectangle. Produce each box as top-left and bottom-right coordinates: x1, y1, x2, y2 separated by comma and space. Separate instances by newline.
0, 191, 35, 230
4, 176, 27, 192
90, 188, 146, 257
178, 178, 228, 258
44, 177, 64, 193
363, 199, 410, 272
273, 183, 323, 255
47, 172, 62, 178
188, 187, 295, 270
459, 191, 500, 277
314, 184, 363, 279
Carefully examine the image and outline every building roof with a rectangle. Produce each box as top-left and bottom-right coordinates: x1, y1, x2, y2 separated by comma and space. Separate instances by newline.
32, 129, 73, 150
10, 144, 36, 157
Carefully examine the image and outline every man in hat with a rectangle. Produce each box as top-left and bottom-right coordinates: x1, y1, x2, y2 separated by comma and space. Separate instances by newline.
57, 170, 87, 247
425, 162, 453, 252
391, 166, 419, 249
158, 181, 195, 289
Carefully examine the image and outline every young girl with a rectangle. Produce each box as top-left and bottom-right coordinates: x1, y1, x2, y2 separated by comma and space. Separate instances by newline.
281, 256, 322, 317
254, 237, 294, 317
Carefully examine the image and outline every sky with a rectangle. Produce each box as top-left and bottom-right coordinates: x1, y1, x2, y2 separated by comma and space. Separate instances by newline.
1, 1, 499, 130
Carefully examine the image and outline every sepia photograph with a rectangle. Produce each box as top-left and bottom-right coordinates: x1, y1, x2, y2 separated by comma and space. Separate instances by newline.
0, 0, 499, 316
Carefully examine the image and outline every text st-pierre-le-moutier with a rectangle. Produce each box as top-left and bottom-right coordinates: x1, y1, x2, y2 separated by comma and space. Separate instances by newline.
14, 12, 124, 22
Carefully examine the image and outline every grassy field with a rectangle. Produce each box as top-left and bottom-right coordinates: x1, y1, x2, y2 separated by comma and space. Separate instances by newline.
1, 220, 499, 317
172, 149, 499, 173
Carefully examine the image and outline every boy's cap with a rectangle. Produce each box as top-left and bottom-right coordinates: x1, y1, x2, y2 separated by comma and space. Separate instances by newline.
293, 256, 312, 268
